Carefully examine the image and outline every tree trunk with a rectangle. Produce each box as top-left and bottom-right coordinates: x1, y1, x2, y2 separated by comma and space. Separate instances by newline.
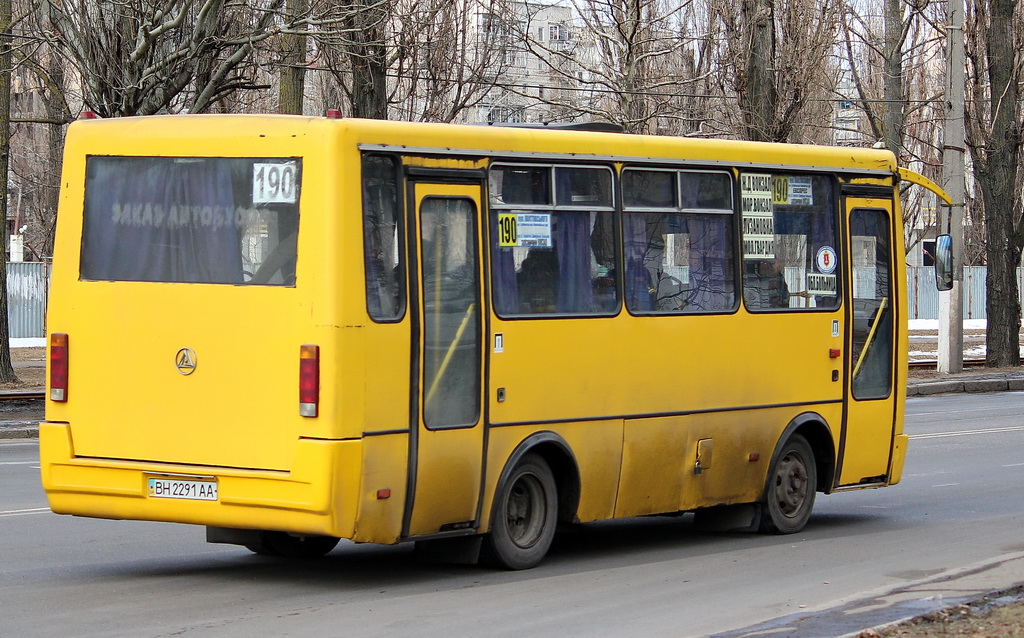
0, 0, 19, 383
345, 0, 389, 120
279, 0, 308, 115
978, 0, 1022, 367
881, 0, 904, 156
41, 51, 66, 257
741, 0, 777, 142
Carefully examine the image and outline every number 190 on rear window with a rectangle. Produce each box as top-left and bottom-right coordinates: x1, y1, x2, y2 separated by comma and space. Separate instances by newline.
147, 477, 218, 501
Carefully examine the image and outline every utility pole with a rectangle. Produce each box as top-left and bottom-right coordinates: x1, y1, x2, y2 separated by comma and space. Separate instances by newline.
938, 0, 966, 374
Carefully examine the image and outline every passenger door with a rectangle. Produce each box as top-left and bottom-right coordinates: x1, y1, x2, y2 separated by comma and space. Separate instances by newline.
840, 200, 898, 484
404, 181, 486, 537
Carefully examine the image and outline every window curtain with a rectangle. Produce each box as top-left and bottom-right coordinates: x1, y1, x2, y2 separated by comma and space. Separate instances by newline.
81, 158, 243, 283
491, 216, 519, 314
623, 213, 654, 311
555, 211, 594, 312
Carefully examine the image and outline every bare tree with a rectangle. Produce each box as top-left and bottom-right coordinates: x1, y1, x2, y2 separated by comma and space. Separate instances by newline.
42, 0, 288, 117
720, 0, 841, 143
0, 0, 17, 383
839, 1, 946, 253
279, 0, 309, 114
964, 0, 1024, 367
311, 0, 508, 122
551, 0, 696, 133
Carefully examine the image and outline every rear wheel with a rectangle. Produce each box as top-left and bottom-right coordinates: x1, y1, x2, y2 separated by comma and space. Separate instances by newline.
245, 532, 339, 558
759, 434, 816, 534
484, 454, 558, 570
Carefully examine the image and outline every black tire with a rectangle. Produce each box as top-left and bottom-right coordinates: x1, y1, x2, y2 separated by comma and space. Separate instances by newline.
245, 531, 340, 558
484, 454, 558, 570
759, 434, 817, 534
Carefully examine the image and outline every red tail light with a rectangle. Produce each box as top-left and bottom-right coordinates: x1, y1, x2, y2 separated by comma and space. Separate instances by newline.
50, 333, 69, 402
299, 345, 319, 417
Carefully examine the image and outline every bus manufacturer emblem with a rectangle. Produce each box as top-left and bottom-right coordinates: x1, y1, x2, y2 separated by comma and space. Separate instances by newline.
175, 348, 197, 375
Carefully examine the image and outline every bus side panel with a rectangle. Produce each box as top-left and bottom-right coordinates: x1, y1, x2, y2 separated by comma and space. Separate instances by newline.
489, 314, 842, 429
615, 416, 691, 517
484, 421, 623, 530
351, 433, 409, 544
615, 406, 841, 518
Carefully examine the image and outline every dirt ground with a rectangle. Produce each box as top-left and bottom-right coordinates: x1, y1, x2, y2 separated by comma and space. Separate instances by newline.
860, 585, 1024, 637
0, 346, 45, 389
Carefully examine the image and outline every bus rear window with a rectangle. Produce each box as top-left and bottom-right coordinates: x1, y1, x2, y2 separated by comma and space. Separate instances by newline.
80, 156, 301, 286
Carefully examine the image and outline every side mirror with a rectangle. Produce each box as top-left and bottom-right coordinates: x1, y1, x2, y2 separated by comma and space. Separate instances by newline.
934, 234, 953, 291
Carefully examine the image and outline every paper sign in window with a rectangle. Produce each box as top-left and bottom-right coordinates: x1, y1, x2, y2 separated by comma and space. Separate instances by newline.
498, 212, 552, 248
741, 173, 775, 259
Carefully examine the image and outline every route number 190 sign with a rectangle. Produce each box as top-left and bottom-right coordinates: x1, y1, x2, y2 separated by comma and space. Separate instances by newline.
253, 162, 298, 204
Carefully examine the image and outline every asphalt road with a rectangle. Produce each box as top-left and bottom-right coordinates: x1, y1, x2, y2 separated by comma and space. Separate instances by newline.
2, 393, 1023, 638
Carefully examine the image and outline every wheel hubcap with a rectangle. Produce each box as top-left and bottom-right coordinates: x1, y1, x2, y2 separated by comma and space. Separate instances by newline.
505, 473, 546, 548
774, 451, 809, 518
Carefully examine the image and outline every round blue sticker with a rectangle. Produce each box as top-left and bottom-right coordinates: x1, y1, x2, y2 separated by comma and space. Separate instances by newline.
816, 246, 838, 274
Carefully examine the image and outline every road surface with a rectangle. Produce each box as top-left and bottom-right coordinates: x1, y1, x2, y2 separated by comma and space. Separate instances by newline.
2, 392, 1022, 637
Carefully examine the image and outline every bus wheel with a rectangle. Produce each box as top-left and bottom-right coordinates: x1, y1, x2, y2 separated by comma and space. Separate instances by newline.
484, 454, 558, 570
759, 434, 816, 534
246, 532, 340, 558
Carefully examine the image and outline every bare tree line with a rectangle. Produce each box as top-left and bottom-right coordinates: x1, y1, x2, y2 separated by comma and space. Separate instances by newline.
0, 0, 1020, 375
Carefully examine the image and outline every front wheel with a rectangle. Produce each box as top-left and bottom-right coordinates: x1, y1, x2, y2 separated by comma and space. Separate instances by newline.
759, 434, 817, 534
483, 454, 558, 570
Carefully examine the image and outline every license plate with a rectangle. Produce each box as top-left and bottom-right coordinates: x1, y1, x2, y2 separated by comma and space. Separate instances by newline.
147, 477, 218, 501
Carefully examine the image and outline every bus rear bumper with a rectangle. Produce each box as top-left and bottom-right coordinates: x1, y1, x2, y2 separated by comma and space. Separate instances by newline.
38, 422, 361, 539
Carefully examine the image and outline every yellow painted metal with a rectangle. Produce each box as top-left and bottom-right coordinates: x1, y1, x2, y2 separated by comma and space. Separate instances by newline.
40, 422, 362, 538
898, 167, 952, 205
406, 183, 486, 537
352, 434, 409, 543
42, 115, 908, 547
840, 197, 906, 485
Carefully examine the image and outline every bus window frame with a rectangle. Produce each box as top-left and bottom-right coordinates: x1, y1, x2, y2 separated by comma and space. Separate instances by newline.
488, 161, 620, 320
621, 166, 739, 316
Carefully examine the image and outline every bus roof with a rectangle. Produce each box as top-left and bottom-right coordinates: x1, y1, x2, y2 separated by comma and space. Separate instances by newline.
66, 114, 899, 176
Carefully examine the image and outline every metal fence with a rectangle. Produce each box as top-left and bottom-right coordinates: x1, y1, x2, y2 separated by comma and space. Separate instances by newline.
906, 266, 1014, 321
7, 261, 49, 339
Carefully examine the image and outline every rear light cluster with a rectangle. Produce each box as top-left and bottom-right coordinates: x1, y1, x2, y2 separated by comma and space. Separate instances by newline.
299, 345, 319, 417
50, 333, 69, 402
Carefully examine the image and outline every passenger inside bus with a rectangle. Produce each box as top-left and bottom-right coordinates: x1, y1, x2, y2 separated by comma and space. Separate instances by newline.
517, 250, 559, 313
744, 258, 790, 309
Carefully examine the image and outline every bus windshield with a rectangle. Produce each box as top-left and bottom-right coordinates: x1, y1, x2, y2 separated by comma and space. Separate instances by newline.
80, 156, 301, 286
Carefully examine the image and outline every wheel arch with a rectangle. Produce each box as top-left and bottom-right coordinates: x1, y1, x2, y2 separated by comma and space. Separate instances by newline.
770, 412, 837, 494
490, 431, 581, 528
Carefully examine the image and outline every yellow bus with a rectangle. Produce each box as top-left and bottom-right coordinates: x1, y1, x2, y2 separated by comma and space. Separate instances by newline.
40, 115, 947, 569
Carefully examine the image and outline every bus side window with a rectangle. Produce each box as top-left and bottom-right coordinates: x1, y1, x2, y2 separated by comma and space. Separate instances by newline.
490, 164, 618, 317
741, 173, 839, 312
622, 169, 735, 314
362, 155, 404, 321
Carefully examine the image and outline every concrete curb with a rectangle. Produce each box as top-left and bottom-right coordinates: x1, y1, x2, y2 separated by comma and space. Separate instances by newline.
906, 375, 1024, 396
